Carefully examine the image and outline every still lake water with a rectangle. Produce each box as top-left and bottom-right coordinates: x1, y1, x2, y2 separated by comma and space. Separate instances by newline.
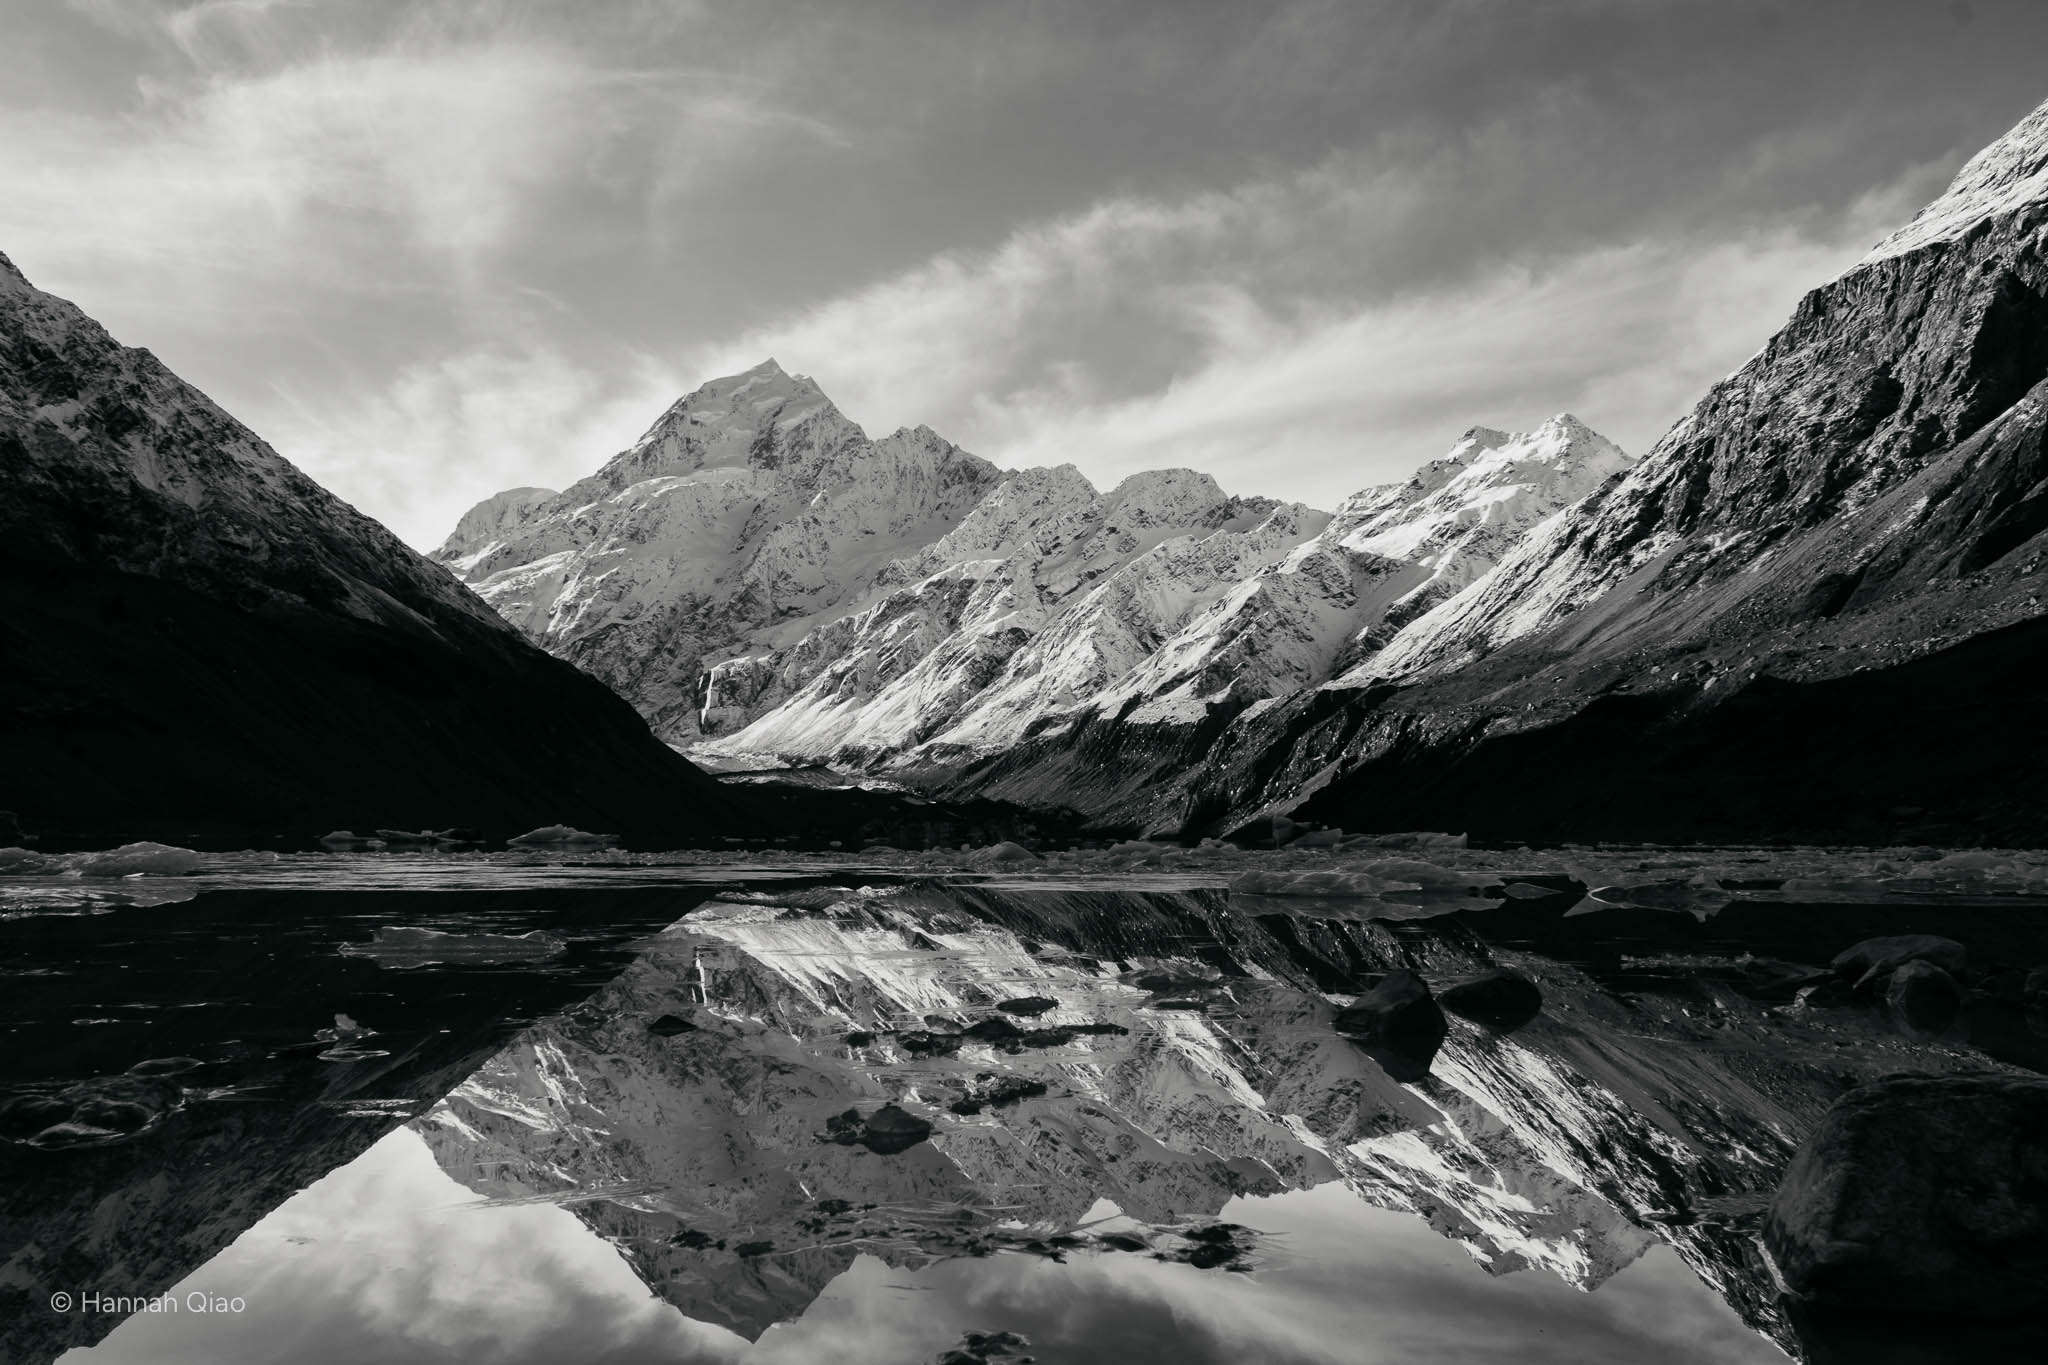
5, 851, 2045, 1364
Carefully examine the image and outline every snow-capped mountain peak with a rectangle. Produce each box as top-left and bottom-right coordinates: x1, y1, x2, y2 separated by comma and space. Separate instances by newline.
569, 358, 856, 499
1862, 94, 2048, 263
679, 413, 1628, 765
433, 365, 1001, 741
436, 347, 1632, 770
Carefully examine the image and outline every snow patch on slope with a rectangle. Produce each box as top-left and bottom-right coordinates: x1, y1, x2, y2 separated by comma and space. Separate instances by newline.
1862, 96, 2048, 264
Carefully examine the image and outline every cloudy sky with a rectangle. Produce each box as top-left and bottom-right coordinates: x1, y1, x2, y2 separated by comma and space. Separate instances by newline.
7, 0, 2048, 549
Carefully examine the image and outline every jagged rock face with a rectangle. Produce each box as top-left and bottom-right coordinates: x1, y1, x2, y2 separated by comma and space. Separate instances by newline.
0, 251, 731, 844
437, 486, 557, 562
443, 354, 1625, 766
1341, 96, 2048, 698
947, 94, 2048, 845
695, 466, 1303, 761
689, 419, 1623, 765
435, 360, 1004, 743
1102, 415, 1630, 721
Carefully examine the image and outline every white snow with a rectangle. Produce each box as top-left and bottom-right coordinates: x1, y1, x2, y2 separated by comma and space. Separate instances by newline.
1862, 96, 2048, 264
441, 362, 1628, 768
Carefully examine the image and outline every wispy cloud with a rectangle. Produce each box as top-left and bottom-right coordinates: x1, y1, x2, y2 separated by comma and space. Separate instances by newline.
262, 339, 679, 549
688, 158, 1928, 509
1, 30, 836, 289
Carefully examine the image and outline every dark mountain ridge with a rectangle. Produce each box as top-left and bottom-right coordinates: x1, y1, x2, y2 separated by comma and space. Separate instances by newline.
0, 251, 741, 847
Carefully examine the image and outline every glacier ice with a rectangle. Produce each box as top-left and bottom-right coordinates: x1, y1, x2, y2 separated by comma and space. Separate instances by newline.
67, 842, 203, 877
507, 825, 616, 847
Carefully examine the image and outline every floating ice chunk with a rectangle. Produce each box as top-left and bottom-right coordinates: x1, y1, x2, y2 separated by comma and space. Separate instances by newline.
69, 842, 203, 877
313, 1011, 388, 1061
1229, 869, 1423, 897
507, 825, 616, 847
967, 841, 1041, 866
0, 846, 50, 872
1354, 832, 1469, 851
1918, 850, 2023, 881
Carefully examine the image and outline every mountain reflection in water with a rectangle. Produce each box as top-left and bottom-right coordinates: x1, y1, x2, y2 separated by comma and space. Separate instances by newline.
8, 857, 2046, 1365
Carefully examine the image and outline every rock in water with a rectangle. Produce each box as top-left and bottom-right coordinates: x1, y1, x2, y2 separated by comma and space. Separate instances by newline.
1885, 960, 1965, 1039
1832, 935, 1969, 989
0, 250, 743, 846
1332, 970, 1448, 1082
823, 1103, 934, 1156
1440, 969, 1544, 1032
1764, 1073, 2048, 1322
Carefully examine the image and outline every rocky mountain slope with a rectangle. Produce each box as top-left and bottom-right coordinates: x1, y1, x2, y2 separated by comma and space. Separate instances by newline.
435, 360, 1007, 744
446, 381, 1625, 768
946, 93, 2048, 844
0, 250, 736, 845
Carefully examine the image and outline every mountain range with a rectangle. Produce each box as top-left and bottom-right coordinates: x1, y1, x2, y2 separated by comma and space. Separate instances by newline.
439, 92, 2048, 844
437, 376, 1630, 771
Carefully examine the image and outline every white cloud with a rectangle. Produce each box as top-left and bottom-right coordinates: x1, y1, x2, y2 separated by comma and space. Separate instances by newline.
2, 45, 735, 284
4, 7, 848, 319
72, 1126, 744, 1364
685, 162, 1927, 508
262, 340, 678, 549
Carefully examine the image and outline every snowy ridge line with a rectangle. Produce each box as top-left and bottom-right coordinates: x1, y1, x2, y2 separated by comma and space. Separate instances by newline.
435, 368, 1630, 769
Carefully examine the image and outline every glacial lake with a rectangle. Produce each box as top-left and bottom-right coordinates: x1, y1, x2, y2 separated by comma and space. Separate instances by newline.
6, 848, 2046, 1365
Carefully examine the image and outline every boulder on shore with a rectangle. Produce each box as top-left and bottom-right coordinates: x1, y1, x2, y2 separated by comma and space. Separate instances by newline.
1885, 960, 1965, 1039
1764, 1072, 2048, 1323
